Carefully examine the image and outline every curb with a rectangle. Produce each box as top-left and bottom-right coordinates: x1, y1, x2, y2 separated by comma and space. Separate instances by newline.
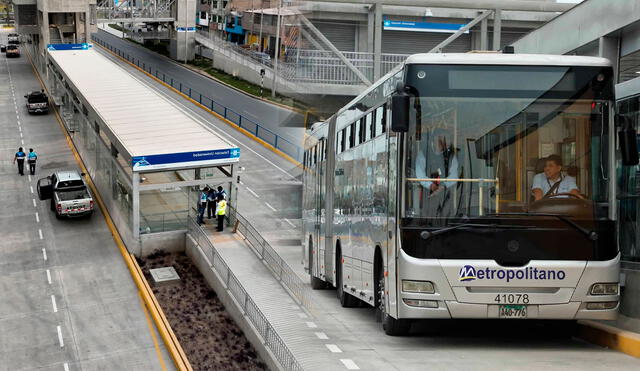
94, 40, 302, 168
24, 46, 193, 371
578, 320, 640, 358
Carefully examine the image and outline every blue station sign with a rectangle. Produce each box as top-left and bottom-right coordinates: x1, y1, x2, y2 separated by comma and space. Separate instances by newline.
132, 148, 240, 172
47, 43, 93, 51
383, 20, 468, 34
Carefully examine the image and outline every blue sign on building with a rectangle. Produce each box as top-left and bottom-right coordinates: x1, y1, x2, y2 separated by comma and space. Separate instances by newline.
132, 148, 241, 171
47, 43, 93, 51
383, 20, 468, 34
176, 27, 196, 32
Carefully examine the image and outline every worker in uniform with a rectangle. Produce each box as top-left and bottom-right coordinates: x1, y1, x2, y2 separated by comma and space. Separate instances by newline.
197, 187, 209, 225
27, 148, 38, 175
13, 147, 26, 176
215, 194, 227, 232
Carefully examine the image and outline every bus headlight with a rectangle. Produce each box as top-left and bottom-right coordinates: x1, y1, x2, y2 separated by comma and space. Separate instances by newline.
590, 283, 619, 295
402, 280, 435, 294
586, 301, 618, 310
403, 299, 438, 308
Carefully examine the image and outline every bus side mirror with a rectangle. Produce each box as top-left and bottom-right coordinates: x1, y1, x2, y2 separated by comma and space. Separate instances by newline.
391, 92, 410, 133
617, 115, 639, 166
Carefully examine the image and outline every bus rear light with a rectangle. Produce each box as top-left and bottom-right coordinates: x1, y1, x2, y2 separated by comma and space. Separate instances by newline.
586, 301, 618, 310
402, 280, 435, 294
590, 283, 619, 295
89, 200, 94, 209
403, 299, 438, 308
56, 204, 61, 213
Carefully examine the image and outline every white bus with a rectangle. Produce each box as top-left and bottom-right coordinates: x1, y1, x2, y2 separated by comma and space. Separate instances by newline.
302, 52, 639, 335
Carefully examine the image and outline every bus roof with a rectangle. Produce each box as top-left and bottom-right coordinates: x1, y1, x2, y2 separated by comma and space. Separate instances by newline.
405, 53, 612, 67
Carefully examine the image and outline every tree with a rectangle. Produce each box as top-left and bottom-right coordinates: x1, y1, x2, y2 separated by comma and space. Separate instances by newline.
0, 0, 12, 26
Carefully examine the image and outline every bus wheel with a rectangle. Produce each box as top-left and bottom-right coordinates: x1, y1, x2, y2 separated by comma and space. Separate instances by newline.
309, 243, 326, 289
377, 265, 411, 336
336, 250, 358, 307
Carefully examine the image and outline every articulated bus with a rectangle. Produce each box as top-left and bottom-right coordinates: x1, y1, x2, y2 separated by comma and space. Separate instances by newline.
302, 52, 639, 335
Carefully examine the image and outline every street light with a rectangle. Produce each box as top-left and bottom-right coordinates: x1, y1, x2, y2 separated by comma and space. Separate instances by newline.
271, 0, 282, 98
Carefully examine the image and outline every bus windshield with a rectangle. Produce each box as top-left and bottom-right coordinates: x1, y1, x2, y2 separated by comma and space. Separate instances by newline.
403, 64, 614, 225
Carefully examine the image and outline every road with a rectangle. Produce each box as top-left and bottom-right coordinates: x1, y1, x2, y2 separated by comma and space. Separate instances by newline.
92, 29, 305, 155
0, 32, 174, 371
93, 41, 640, 370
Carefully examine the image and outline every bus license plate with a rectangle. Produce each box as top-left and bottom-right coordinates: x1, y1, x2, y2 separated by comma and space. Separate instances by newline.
499, 305, 527, 319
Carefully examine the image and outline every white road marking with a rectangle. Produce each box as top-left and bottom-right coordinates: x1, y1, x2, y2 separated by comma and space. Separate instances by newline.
18, 126, 22, 131
28, 175, 32, 181
42, 248, 47, 261
46, 269, 52, 284
33, 198, 36, 207
39, 228, 43, 240
239, 180, 244, 185
264, 202, 277, 212
57, 325, 64, 347
21, 139, 24, 145
315, 332, 329, 340
30, 186, 34, 193
19, 132, 22, 138
245, 187, 260, 198
64, 363, 69, 371
296, 312, 308, 319
326, 344, 342, 353
35, 212, 39, 223
51, 295, 58, 313
283, 218, 296, 228
305, 321, 318, 328
340, 359, 360, 370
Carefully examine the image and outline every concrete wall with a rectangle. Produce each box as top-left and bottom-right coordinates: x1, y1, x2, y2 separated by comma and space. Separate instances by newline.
140, 230, 187, 257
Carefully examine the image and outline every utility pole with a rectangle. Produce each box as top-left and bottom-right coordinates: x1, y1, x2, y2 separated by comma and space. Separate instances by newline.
271, 0, 282, 98
258, 2, 263, 52
184, 0, 188, 64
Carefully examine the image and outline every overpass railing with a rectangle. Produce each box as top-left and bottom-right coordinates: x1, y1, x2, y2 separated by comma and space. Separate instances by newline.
92, 34, 302, 162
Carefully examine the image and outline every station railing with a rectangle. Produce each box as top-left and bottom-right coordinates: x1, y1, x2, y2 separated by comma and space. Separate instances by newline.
188, 218, 304, 371
91, 34, 303, 162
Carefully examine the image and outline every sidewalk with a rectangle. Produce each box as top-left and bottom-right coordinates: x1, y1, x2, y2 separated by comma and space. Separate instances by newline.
198, 222, 346, 370
578, 315, 640, 358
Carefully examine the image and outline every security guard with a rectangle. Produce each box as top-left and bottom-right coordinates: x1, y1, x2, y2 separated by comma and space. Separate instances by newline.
27, 148, 38, 175
13, 147, 26, 176
215, 194, 227, 232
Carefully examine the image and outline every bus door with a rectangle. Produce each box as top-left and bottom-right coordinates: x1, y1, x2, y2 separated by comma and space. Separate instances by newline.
314, 140, 325, 279
386, 114, 399, 318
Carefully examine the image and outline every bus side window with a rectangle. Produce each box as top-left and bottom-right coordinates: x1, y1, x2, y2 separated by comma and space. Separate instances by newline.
322, 139, 326, 161
303, 150, 307, 169
375, 105, 385, 136
337, 130, 343, 154
348, 124, 355, 149
366, 113, 373, 141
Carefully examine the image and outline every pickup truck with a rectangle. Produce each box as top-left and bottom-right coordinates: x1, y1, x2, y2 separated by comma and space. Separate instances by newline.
24, 90, 49, 114
6, 44, 19, 58
37, 171, 94, 219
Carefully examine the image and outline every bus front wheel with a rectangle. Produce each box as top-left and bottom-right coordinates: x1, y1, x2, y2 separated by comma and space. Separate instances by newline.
377, 264, 411, 336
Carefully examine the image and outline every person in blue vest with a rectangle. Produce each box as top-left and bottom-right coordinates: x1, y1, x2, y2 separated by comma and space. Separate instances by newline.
197, 187, 210, 225
27, 148, 38, 175
13, 147, 26, 176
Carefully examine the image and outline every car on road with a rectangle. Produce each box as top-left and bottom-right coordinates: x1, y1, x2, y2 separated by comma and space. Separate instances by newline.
7, 33, 19, 45
0, 44, 5, 53
6, 44, 20, 58
249, 51, 271, 65
37, 171, 94, 219
24, 90, 49, 114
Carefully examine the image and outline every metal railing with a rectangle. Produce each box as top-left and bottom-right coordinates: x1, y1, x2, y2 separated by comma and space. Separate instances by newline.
91, 34, 303, 161
188, 218, 304, 371
227, 205, 312, 311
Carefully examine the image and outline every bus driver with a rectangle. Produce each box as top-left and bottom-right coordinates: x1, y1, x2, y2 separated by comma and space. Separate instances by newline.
531, 154, 582, 201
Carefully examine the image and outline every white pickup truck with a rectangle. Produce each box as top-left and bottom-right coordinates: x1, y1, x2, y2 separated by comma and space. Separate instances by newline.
37, 171, 94, 219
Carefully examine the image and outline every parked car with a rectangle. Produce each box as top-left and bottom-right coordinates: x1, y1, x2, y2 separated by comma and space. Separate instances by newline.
250, 51, 271, 65
0, 44, 5, 53
37, 171, 94, 219
24, 90, 49, 114
7, 33, 19, 45
6, 44, 20, 58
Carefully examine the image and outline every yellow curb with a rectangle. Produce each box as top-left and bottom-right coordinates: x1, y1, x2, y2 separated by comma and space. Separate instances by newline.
578, 320, 640, 358
24, 47, 193, 371
95, 41, 302, 168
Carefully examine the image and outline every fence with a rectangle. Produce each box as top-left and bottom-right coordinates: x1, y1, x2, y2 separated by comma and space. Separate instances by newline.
227, 205, 312, 311
91, 35, 303, 161
188, 218, 304, 371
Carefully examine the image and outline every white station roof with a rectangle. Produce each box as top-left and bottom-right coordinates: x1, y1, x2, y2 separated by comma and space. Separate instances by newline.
47, 46, 239, 172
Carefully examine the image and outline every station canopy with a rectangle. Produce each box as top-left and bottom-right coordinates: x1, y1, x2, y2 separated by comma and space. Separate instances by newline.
47, 45, 240, 172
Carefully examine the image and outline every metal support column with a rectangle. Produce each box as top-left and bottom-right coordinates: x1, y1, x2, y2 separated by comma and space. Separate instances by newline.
272, 0, 282, 98
373, 3, 383, 80
367, 5, 375, 53
492, 8, 501, 50
599, 36, 620, 82
480, 15, 488, 51
132, 172, 140, 240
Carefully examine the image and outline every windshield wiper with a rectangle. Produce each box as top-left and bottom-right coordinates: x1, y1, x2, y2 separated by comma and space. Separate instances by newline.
420, 222, 533, 240
486, 212, 598, 241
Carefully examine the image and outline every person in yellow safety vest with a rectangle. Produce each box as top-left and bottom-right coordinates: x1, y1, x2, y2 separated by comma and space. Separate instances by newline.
215, 194, 227, 232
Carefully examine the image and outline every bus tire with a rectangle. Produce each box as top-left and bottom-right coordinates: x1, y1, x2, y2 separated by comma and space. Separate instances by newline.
377, 260, 410, 336
309, 242, 326, 290
336, 247, 358, 307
